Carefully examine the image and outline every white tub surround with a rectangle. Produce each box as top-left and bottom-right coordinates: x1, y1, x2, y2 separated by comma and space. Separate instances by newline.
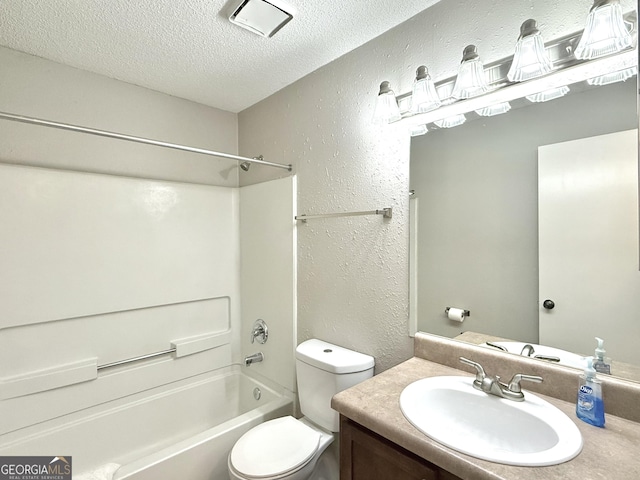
1, 368, 292, 479
0, 164, 240, 436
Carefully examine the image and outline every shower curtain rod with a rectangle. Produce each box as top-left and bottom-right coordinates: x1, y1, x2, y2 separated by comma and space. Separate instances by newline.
0, 111, 292, 171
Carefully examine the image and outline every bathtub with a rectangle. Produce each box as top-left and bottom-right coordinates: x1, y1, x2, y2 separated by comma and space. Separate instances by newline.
1, 367, 293, 480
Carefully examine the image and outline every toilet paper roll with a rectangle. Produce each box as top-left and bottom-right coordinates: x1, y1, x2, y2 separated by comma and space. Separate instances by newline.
447, 307, 466, 323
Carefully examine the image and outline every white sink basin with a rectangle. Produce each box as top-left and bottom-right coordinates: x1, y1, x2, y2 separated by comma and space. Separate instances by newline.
481, 342, 587, 369
400, 376, 583, 466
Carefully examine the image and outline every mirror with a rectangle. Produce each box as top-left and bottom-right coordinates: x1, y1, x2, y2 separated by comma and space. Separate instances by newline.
410, 71, 640, 382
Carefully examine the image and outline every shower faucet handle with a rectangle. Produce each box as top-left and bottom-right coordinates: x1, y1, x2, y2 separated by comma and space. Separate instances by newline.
250, 319, 268, 344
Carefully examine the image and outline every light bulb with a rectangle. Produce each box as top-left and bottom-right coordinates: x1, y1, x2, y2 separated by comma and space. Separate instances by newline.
451, 45, 489, 99
409, 124, 428, 136
575, 0, 632, 60
372, 81, 402, 124
587, 66, 637, 85
507, 19, 553, 82
526, 85, 570, 103
475, 102, 512, 117
434, 114, 466, 128
411, 66, 441, 113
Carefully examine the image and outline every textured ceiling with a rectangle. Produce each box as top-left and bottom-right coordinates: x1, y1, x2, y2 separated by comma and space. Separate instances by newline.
0, 0, 442, 113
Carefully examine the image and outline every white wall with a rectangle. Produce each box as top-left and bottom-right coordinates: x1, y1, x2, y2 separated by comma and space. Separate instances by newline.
237, 0, 635, 372
0, 165, 239, 328
0, 165, 240, 434
240, 177, 297, 393
539, 130, 640, 365
0, 52, 300, 434
0, 46, 239, 186
0, 48, 247, 434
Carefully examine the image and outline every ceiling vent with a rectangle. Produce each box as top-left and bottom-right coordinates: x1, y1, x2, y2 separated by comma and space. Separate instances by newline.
228, 0, 295, 38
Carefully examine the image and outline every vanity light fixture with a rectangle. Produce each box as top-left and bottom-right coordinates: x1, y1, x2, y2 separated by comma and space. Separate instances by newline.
587, 65, 637, 85
507, 19, 553, 82
525, 85, 570, 103
451, 45, 490, 99
410, 66, 441, 113
434, 114, 466, 128
574, 0, 633, 60
475, 102, 511, 117
372, 81, 402, 124
373, 7, 636, 131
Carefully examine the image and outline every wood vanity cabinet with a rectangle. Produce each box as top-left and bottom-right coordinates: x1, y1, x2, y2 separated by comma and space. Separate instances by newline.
340, 416, 462, 480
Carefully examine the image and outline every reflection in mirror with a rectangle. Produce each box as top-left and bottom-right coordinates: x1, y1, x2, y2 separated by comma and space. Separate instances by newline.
410, 76, 640, 382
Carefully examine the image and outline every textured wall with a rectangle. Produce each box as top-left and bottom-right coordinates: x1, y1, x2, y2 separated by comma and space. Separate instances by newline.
0, 46, 239, 186
238, 0, 636, 372
0, 0, 442, 112
238, 57, 412, 372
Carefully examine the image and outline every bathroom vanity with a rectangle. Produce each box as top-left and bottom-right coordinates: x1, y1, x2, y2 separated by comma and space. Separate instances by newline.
332, 333, 640, 480
340, 416, 461, 480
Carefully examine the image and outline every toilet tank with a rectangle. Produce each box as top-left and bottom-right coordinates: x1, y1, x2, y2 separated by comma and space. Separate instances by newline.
295, 339, 374, 432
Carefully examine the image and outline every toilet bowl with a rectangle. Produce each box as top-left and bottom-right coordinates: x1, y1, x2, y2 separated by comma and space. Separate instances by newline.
228, 339, 374, 480
228, 416, 333, 480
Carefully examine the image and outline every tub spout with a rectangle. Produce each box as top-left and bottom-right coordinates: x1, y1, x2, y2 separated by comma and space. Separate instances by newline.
245, 352, 264, 366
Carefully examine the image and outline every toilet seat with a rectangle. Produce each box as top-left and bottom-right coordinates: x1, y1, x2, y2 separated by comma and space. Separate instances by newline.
229, 416, 321, 479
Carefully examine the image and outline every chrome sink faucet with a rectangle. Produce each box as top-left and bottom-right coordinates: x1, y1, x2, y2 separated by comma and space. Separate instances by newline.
459, 357, 543, 402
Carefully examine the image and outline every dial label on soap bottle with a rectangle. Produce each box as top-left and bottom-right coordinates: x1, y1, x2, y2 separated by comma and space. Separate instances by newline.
578, 385, 594, 411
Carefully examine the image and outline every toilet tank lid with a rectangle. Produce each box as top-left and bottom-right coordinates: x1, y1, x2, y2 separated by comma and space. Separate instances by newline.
296, 339, 374, 374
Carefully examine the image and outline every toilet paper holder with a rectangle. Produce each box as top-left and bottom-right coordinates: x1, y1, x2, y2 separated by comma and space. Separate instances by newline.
445, 307, 470, 317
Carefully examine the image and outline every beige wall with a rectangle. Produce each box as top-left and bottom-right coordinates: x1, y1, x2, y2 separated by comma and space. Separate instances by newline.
237, 0, 636, 372
0, 46, 238, 186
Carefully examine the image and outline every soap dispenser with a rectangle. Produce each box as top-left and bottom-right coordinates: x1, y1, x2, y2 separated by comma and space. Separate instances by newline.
576, 357, 605, 427
593, 337, 611, 375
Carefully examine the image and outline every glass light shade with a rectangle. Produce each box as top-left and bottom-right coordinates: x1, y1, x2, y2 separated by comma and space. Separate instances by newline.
434, 114, 466, 128
372, 81, 401, 124
507, 20, 553, 82
411, 66, 441, 113
526, 85, 570, 103
475, 102, 512, 117
575, 0, 632, 60
587, 66, 637, 85
409, 124, 428, 136
451, 45, 489, 99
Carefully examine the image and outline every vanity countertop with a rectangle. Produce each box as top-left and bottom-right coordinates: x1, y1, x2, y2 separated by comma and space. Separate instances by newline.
331, 356, 640, 480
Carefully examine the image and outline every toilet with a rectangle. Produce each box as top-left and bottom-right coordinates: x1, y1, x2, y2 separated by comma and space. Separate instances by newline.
228, 339, 374, 480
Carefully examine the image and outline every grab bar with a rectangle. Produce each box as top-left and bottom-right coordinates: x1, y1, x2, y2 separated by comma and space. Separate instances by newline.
97, 348, 176, 371
96, 331, 232, 371
2, 332, 232, 399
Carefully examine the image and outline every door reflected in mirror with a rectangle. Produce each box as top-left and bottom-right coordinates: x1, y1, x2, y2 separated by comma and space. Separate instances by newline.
410, 77, 640, 382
